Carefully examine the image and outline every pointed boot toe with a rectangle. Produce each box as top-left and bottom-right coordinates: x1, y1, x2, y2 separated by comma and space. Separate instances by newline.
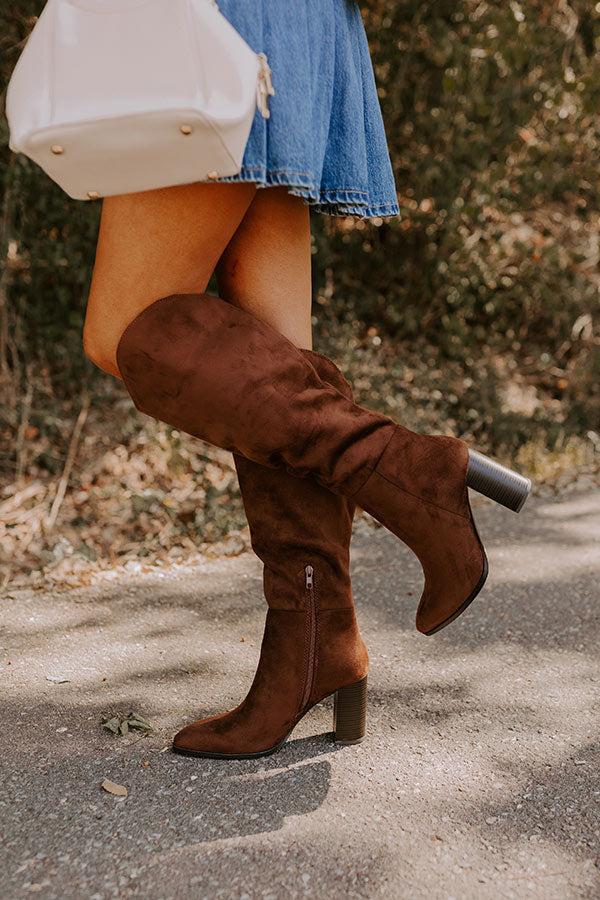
172, 721, 208, 755
354, 428, 489, 634
415, 531, 488, 635
172, 710, 286, 759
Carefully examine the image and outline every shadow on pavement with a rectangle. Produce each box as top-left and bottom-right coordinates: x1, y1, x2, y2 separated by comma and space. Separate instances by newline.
1, 488, 599, 898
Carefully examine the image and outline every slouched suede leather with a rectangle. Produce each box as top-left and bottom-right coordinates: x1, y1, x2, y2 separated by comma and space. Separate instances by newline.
172, 349, 368, 758
117, 293, 487, 635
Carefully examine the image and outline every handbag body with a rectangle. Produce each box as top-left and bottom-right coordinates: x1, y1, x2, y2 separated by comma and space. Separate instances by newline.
6, 0, 268, 200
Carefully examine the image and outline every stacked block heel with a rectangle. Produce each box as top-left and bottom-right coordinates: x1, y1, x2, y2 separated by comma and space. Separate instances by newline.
333, 675, 368, 745
467, 450, 532, 513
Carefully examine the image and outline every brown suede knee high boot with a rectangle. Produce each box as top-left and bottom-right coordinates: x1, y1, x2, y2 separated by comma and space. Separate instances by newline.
117, 293, 531, 636
172, 349, 368, 758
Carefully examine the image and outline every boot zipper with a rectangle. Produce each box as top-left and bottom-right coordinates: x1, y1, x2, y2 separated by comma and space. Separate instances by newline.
305, 564, 314, 589
300, 564, 317, 711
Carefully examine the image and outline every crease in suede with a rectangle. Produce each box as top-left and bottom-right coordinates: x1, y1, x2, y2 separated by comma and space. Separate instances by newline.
345, 419, 398, 501
370, 467, 471, 522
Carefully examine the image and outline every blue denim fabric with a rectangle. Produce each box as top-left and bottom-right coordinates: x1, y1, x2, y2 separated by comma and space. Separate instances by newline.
216, 0, 399, 218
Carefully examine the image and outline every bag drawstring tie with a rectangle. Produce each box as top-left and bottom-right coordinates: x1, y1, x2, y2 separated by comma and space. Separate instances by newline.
257, 52, 275, 119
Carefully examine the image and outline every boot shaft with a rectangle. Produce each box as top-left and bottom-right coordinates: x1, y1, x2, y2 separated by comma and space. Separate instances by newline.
117, 292, 395, 497
233, 346, 357, 612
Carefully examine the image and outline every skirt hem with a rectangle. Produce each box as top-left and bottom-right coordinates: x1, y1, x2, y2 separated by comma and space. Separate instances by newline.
218, 165, 399, 220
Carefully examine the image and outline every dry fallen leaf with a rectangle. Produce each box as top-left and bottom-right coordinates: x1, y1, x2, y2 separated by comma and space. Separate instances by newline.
127, 715, 153, 733
101, 713, 153, 736
101, 779, 128, 797
101, 716, 121, 735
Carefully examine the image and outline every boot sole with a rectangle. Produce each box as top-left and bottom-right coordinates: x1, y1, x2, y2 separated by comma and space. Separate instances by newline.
172, 676, 368, 760
172, 737, 289, 760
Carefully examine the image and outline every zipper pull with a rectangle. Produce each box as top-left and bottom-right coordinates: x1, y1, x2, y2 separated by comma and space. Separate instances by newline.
305, 564, 314, 589
257, 52, 275, 119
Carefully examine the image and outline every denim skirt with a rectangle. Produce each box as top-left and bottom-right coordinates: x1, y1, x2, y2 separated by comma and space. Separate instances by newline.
216, 0, 399, 219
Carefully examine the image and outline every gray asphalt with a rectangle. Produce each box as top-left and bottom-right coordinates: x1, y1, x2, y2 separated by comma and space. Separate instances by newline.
1, 486, 599, 900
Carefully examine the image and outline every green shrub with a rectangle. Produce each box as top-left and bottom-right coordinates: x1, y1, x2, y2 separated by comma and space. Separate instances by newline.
1, 2, 598, 459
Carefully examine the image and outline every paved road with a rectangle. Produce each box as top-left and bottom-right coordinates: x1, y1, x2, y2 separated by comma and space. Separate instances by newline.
1, 487, 599, 899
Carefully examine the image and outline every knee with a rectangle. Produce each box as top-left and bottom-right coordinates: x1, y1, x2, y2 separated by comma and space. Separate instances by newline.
82, 311, 121, 378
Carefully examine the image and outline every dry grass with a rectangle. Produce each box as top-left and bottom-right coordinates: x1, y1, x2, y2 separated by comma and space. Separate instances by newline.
1, 335, 597, 595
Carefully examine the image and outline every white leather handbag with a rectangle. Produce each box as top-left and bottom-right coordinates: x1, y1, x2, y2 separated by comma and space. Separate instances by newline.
6, 0, 274, 201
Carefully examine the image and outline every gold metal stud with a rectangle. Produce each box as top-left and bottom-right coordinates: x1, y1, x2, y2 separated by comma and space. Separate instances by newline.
180, 124, 193, 135
207, 171, 219, 181
87, 191, 100, 200
51, 145, 64, 155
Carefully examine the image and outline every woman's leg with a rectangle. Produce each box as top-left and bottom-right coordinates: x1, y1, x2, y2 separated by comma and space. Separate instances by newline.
172, 187, 367, 758
216, 186, 312, 348
83, 182, 256, 377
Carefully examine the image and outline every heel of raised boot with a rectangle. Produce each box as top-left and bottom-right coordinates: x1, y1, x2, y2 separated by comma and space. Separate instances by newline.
333, 675, 368, 745
467, 449, 532, 513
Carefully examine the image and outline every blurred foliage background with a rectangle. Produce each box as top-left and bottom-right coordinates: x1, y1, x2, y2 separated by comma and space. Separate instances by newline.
0, 1, 598, 588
